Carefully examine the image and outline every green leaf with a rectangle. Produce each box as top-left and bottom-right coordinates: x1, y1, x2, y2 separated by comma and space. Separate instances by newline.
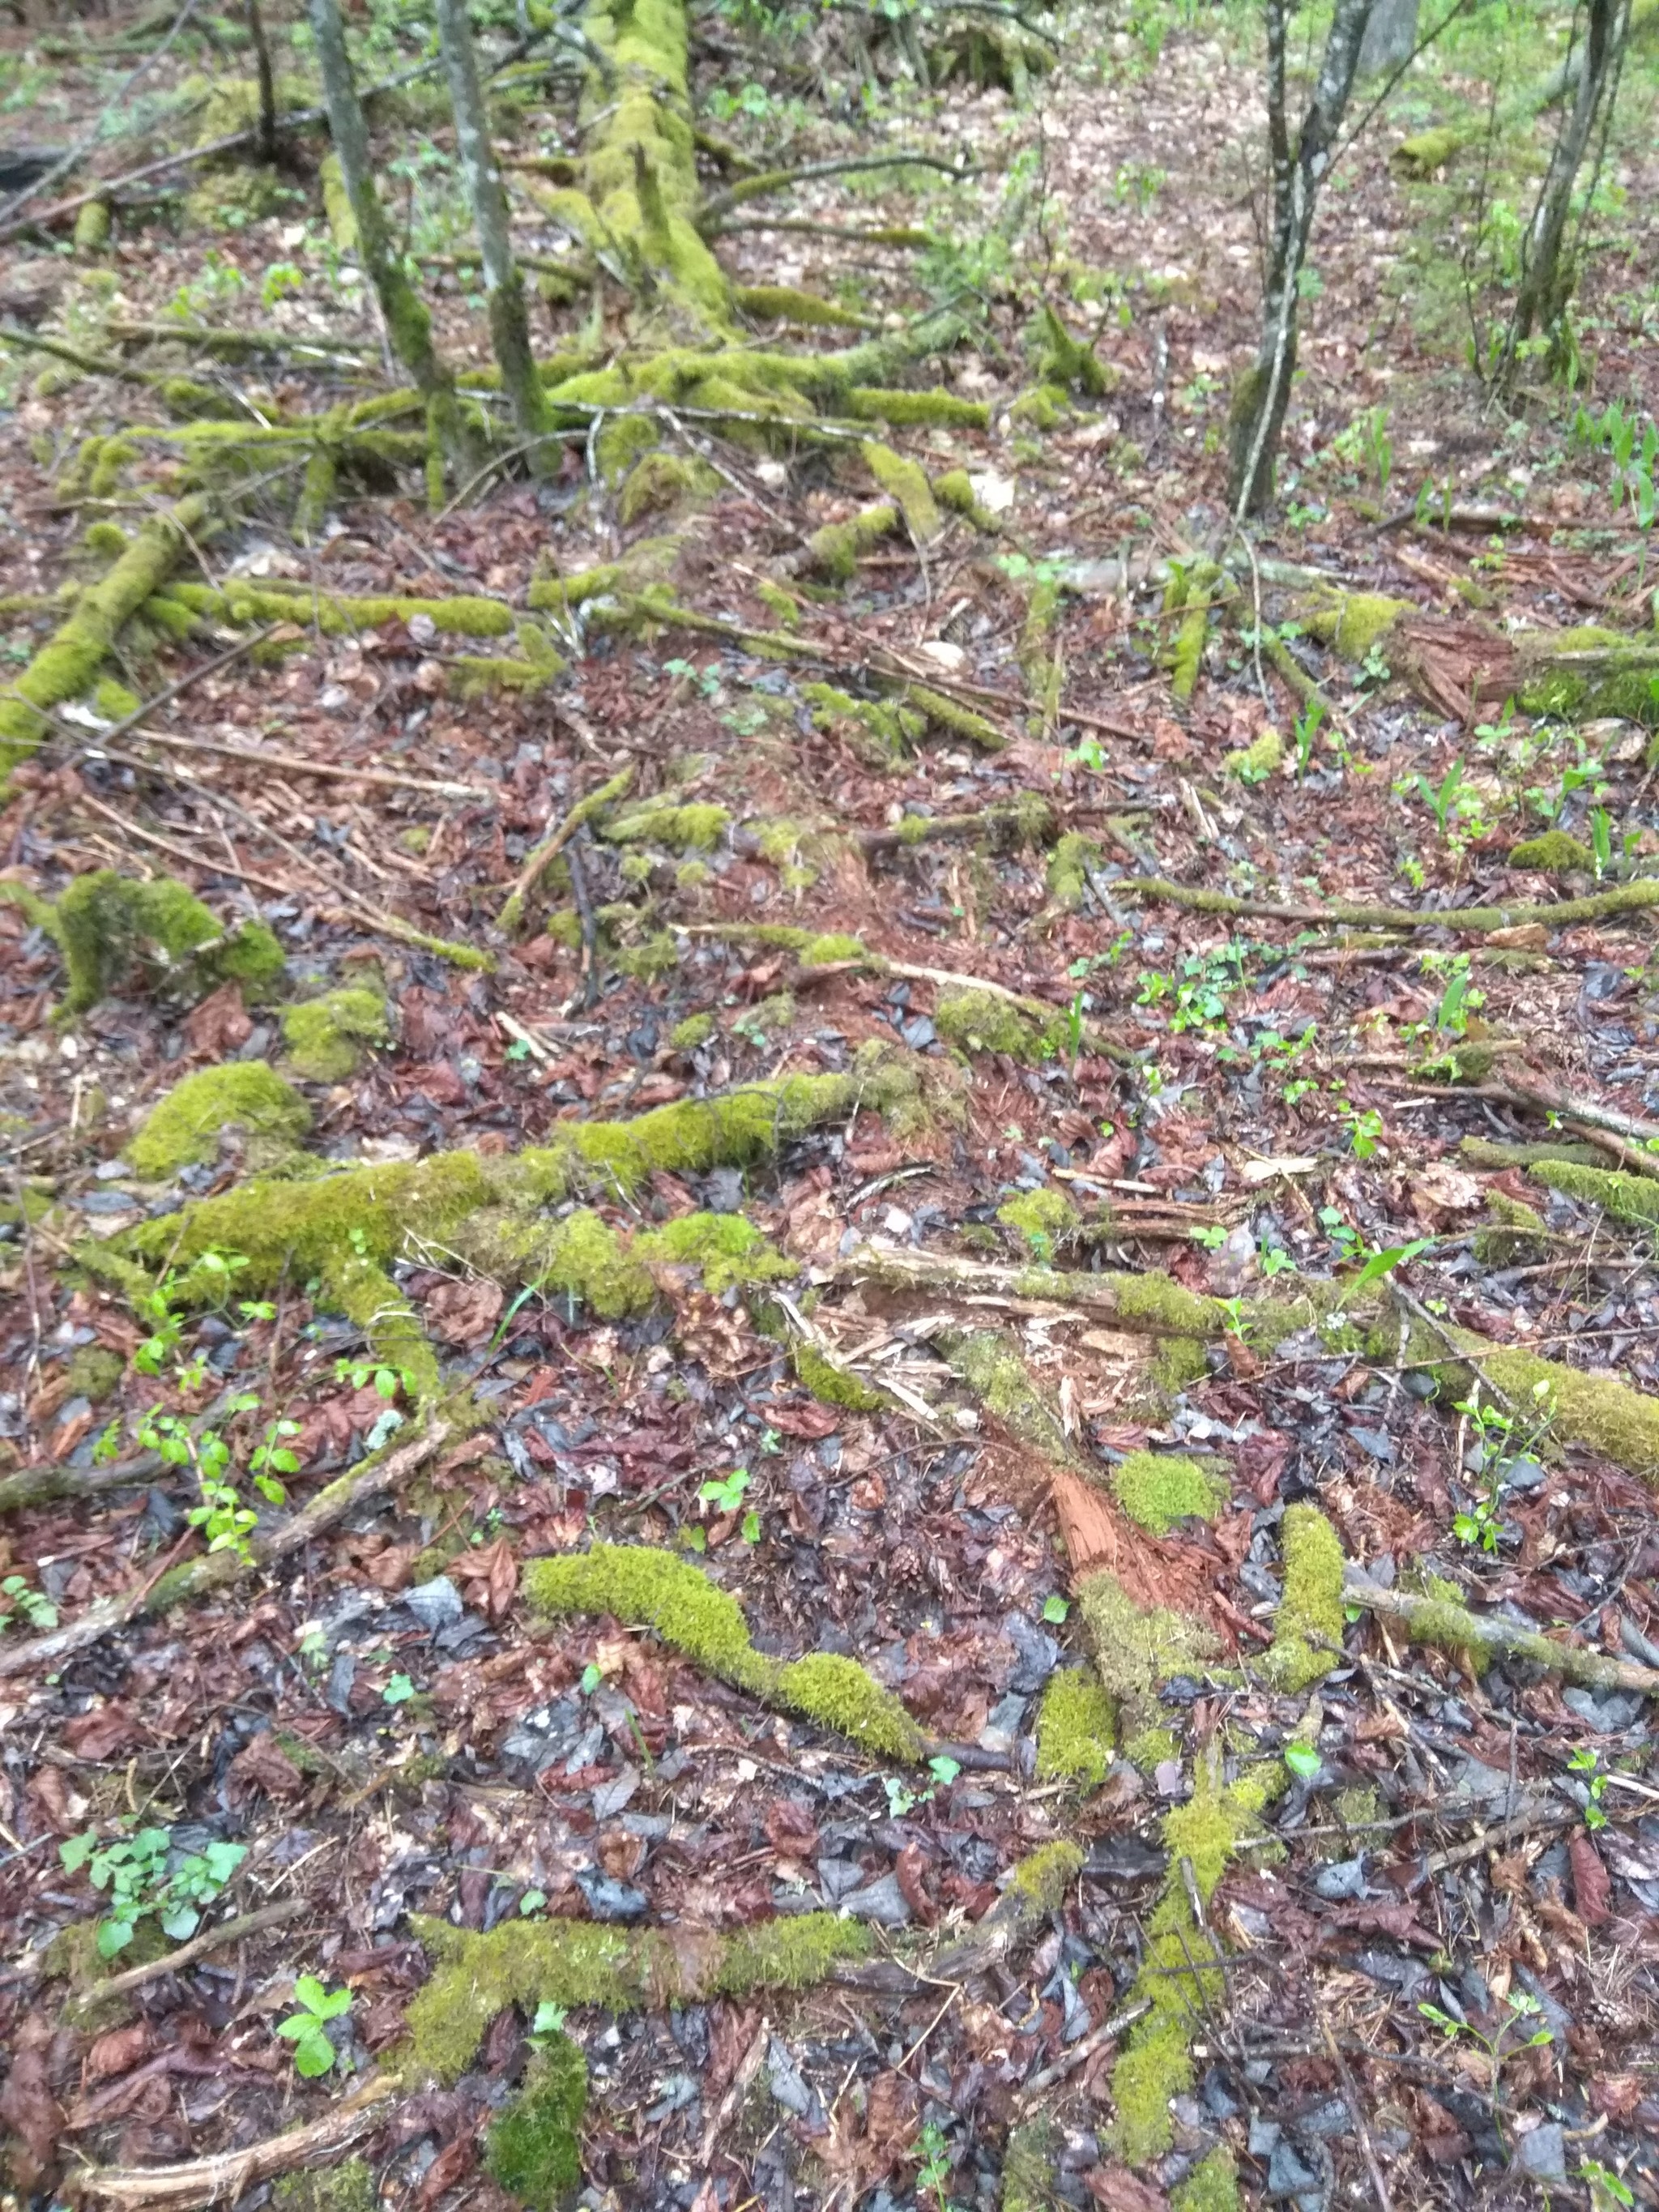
96, 1916, 135, 1959
928, 1754, 962, 1786
1284, 1742, 1322, 1781
1041, 1594, 1070, 1624
519, 1890, 547, 1916
580, 1662, 602, 1694
292, 2028, 337, 2077
383, 1672, 416, 1706
293, 1974, 331, 2014
531, 2001, 568, 2036
60, 1830, 97, 1874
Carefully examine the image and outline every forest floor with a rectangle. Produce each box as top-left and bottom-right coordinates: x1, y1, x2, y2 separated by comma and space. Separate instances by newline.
4, 2, 1659, 2210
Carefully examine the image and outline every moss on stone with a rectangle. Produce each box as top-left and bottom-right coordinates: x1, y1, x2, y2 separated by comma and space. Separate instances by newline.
1509, 829, 1596, 874
52, 869, 284, 1014
996, 1186, 1078, 1258
1034, 1668, 1114, 1790
1530, 1159, 1659, 1230
1171, 2148, 1240, 2212
668, 1012, 714, 1051
1112, 1450, 1226, 1536
126, 1062, 310, 1181
279, 986, 390, 1083
1515, 627, 1659, 727
1263, 1504, 1346, 1691
1078, 1571, 1218, 1763
1392, 122, 1467, 177
1223, 726, 1283, 781
1150, 1336, 1209, 1397
402, 1907, 870, 2084
523, 1544, 926, 1760
484, 2035, 587, 2210
1007, 1838, 1085, 1912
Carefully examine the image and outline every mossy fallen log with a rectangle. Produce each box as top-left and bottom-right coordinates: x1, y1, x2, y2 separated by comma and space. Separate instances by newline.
1346, 1572, 1659, 1693
0, 496, 208, 779
1529, 1158, 1659, 1228
1115, 872, 1659, 934
28, 869, 285, 1016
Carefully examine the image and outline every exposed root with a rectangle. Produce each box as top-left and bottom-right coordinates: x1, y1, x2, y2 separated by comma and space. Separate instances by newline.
1346, 1572, 1659, 1693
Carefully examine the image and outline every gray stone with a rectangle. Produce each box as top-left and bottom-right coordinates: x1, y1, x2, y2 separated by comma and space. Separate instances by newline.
841, 1871, 912, 1927
1357, 0, 1418, 75
405, 1575, 463, 1630
1513, 2123, 1566, 2184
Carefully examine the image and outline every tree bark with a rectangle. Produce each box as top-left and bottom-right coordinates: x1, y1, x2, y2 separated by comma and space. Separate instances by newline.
245, 0, 276, 165
434, 0, 551, 463
1506, 0, 1629, 367
1228, 0, 1376, 517
305, 0, 480, 500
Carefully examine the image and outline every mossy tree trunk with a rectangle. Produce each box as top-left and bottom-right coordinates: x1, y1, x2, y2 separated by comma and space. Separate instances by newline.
1228, 0, 1375, 517
245, 0, 277, 165
306, 0, 481, 500
1503, 0, 1629, 372
435, 0, 552, 466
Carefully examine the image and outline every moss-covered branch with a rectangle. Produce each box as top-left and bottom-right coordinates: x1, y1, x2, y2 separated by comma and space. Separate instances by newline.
1115, 872, 1659, 933
1345, 1573, 1659, 1693
522, 1544, 928, 1759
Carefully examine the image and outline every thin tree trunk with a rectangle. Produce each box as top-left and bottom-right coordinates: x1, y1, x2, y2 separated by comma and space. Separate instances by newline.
245, 0, 276, 165
1505, 0, 1628, 366
1228, 0, 1376, 518
305, 0, 480, 502
434, 0, 550, 465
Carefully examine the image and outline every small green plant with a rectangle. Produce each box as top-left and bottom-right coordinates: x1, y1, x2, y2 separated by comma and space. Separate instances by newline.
1284, 1741, 1322, 1782
277, 1976, 353, 2077
698, 1467, 751, 1514
335, 1356, 399, 1399
1293, 695, 1326, 777
1589, 806, 1613, 878
1413, 758, 1467, 835
915, 2120, 954, 2212
1580, 2159, 1636, 2210
383, 1672, 416, 1706
529, 2000, 569, 2043
0, 1574, 56, 1631
260, 259, 304, 309
1192, 1223, 1227, 1251
61, 1826, 246, 1958
1333, 1098, 1385, 1159
1418, 1989, 1552, 2146
1042, 1593, 1070, 1624
1569, 1746, 1610, 1831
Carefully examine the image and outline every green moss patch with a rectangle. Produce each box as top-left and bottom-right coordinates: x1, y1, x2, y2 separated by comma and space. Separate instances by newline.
279, 986, 391, 1083
1172, 2148, 1241, 2212
1077, 1570, 1218, 1770
1047, 831, 1104, 909
274, 2157, 377, 2212
1509, 830, 1595, 874
1223, 727, 1282, 781
1111, 1450, 1226, 1536
51, 870, 284, 1015
1000, 2119, 1059, 2212
602, 801, 731, 852
996, 1186, 1078, 1258
1530, 1159, 1659, 1230
1034, 1667, 1115, 1789
935, 988, 1064, 1061
484, 2035, 587, 2210
943, 1330, 1077, 1464
523, 1544, 926, 1761
1263, 1504, 1346, 1691
402, 1907, 870, 2083
126, 1063, 310, 1181
1303, 592, 1408, 661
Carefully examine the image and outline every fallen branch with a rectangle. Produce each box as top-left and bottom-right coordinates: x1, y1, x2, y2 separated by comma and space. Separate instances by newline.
1345, 1573, 1659, 1696
702, 150, 968, 228
498, 763, 634, 933
0, 1419, 449, 1680
0, 1450, 163, 1517
94, 1898, 305, 2000
75, 2071, 401, 2209
1115, 872, 1659, 934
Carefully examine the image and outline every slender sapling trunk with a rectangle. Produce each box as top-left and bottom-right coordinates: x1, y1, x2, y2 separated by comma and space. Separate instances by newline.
434, 0, 550, 464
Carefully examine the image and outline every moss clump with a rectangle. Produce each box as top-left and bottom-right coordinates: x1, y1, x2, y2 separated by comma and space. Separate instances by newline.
1530, 1159, 1659, 1230
1223, 727, 1283, 781
944, 1330, 1076, 1464
736, 282, 872, 329
1304, 592, 1408, 661
1391, 122, 1467, 176
126, 1063, 310, 1181
603, 801, 730, 852
460, 1206, 792, 1317
1263, 1504, 1346, 1691
1515, 627, 1659, 726
859, 438, 941, 543
1047, 832, 1103, 910
1077, 1571, 1218, 1764
933, 468, 1000, 533
1509, 830, 1595, 874
484, 2035, 587, 2210
1034, 1668, 1115, 1790
1000, 2119, 1059, 2212
618, 451, 718, 525
65, 1345, 126, 1403
1007, 1838, 1085, 1912
1171, 2149, 1241, 2212
800, 681, 922, 759
804, 500, 901, 583
523, 1544, 926, 1760
1112, 1450, 1226, 1536
1111, 1769, 1269, 2162
791, 1341, 888, 1410
279, 986, 390, 1083
935, 989, 1064, 1061
403, 1907, 870, 2084
274, 2159, 377, 2212
996, 1186, 1078, 1258
1473, 1189, 1549, 1264
1150, 1336, 1209, 1397
53, 870, 284, 1015
668, 1012, 714, 1050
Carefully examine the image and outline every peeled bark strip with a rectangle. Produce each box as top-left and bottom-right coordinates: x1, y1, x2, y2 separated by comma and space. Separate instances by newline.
435, 0, 551, 459
306, 0, 479, 499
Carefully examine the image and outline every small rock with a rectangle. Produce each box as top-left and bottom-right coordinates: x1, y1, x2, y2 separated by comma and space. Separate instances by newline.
405, 1576, 463, 1631
840, 1872, 912, 1928
574, 1867, 647, 1920
1513, 2122, 1566, 2184
1312, 1857, 1368, 1902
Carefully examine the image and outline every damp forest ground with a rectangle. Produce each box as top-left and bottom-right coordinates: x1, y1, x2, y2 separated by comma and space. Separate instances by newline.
5, 2, 1659, 2212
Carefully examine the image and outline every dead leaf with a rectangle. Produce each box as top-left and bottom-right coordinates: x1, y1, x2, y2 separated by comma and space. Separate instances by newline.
451, 1535, 518, 1623
62, 1702, 140, 1762
184, 982, 252, 1060
84, 2023, 152, 2086
1085, 2165, 1169, 2211
894, 1842, 937, 1927
1571, 1831, 1613, 1927
2, 2015, 62, 2186
423, 1276, 506, 1347
227, 1732, 305, 1802
764, 1798, 819, 1858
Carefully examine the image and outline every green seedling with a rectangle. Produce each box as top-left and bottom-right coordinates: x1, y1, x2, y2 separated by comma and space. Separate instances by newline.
335, 1358, 400, 1400
1569, 1746, 1610, 1831
1042, 1594, 1070, 1624
698, 1467, 751, 1514
277, 1976, 352, 2077
916, 2120, 954, 2212
61, 1826, 246, 1958
1, 1574, 56, 1631
1284, 1741, 1322, 1782
1414, 758, 1468, 835
1293, 695, 1326, 777
1418, 1989, 1552, 2148
383, 1672, 416, 1706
